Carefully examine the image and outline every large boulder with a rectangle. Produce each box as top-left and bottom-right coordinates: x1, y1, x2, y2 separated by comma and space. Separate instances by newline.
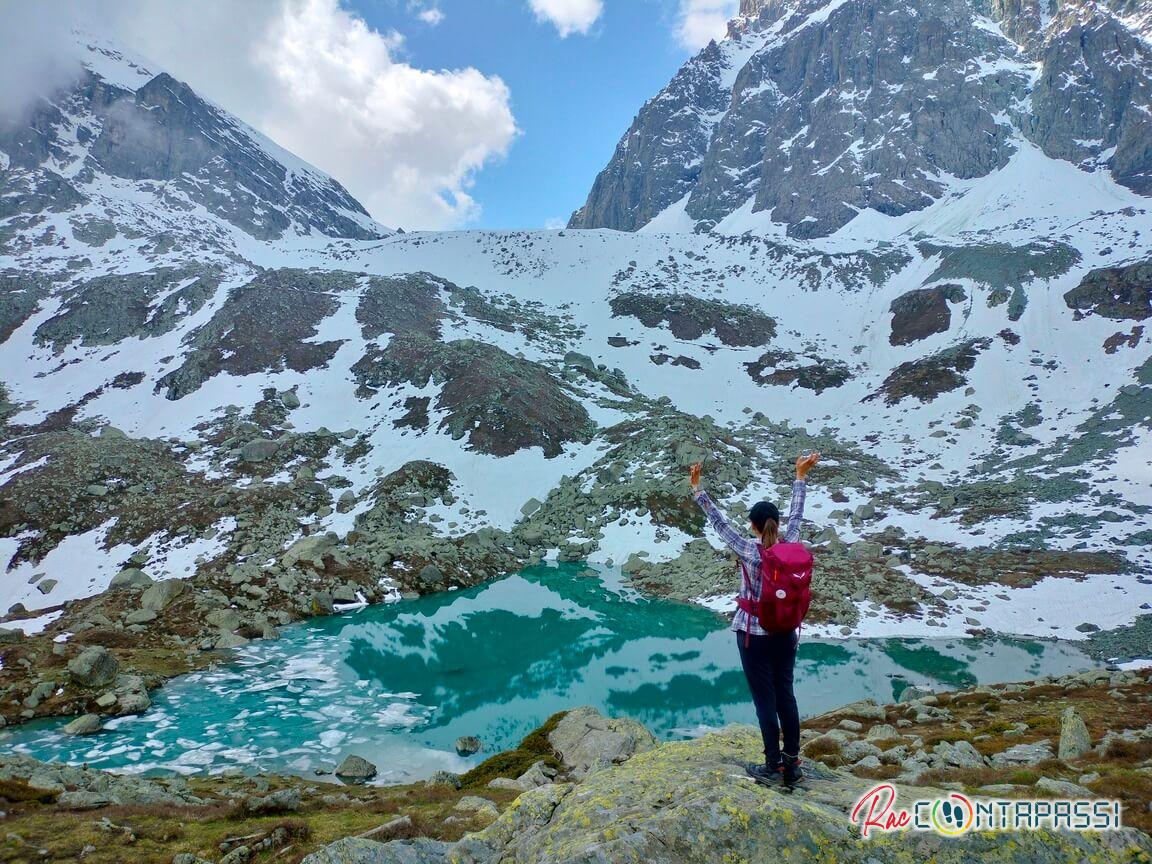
335, 754, 378, 781
139, 579, 186, 611
546, 706, 657, 779
61, 714, 103, 736
1058, 707, 1092, 761
67, 647, 119, 688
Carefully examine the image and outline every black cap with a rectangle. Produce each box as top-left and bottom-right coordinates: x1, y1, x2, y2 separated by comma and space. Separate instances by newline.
749, 501, 780, 532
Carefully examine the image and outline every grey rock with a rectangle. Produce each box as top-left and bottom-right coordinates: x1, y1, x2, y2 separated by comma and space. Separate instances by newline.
1036, 776, 1093, 797
140, 579, 186, 611
488, 777, 529, 792
300, 837, 450, 864
243, 788, 301, 813
335, 754, 378, 781
932, 740, 986, 769
124, 609, 157, 625
991, 739, 1055, 768
206, 608, 243, 632
898, 686, 933, 703
109, 568, 153, 589
62, 714, 103, 736
547, 706, 657, 779
418, 564, 445, 589
215, 632, 250, 649
36, 578, 58, 595
57, 790, 114, 810
68, 647, 119, 688
1058, 707, 1092, 761
454, 795, 499, 819
241, 438, 280, 463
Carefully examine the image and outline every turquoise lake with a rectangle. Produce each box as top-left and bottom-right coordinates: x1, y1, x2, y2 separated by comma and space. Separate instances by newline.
1, 564, 1098, 783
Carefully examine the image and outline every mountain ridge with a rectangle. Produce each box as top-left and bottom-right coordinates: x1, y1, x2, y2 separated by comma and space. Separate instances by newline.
569, 0, 1152, 238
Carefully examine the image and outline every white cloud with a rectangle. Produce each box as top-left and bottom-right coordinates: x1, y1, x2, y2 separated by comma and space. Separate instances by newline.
0, 3, 81, 119
528, 0, 603, 37
675, 0, 738, 50
1, 0, 517, 230
543, 217, 566, 229
408, 1, 445, 26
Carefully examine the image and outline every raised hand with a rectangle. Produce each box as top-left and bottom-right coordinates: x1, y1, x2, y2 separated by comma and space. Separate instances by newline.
689, 461, 702, 492
795, 452, 820, 480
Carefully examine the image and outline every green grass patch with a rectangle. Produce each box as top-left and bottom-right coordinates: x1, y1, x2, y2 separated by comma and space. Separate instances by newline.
460, 710, 567, 789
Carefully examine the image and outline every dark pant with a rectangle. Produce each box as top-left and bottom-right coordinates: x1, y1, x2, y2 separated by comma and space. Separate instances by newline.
737, 630, 800, 765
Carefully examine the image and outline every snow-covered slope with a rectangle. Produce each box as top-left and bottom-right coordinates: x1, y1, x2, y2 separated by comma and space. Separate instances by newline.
1, 24, 1150, 655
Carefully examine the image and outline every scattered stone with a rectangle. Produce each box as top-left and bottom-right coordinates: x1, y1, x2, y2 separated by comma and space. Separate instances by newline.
124, 609, 157, 625
1036, 776, 1093, 797
240, 438, 280, 462
242, 788, 301, 814
62, 714, 103, 736
932, 740, 986, 768
57, 790, 114, 810
140, 579, 187, 611
991, 739, 1055, 767
454, 795, 499, 819
898, 686, 933, 703
1058, 707, 1092, 761
109, 568, 153, 589
335, 754, 378, 781
68, 647, 119, 688
455, 736, 482, 756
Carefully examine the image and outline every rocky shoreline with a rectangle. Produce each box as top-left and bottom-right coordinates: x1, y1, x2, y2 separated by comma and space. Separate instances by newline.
0, 668, 1147, 863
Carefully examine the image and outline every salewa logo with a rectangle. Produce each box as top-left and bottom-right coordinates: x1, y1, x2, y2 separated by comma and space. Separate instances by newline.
851, 784, 1123, 838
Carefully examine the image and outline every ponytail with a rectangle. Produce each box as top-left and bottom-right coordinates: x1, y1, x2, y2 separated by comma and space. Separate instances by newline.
761, 518, 779, 547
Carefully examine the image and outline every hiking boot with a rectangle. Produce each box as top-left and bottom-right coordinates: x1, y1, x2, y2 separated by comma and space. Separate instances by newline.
745, 762, 779, 786
781, 754, 803, 786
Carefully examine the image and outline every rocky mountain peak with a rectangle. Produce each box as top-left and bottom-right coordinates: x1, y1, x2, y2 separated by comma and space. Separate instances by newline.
570, 0, 1152, 238
0, 38, 387, 247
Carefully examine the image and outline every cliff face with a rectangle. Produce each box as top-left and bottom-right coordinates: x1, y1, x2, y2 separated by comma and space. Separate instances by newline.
569, 0, 1152, 237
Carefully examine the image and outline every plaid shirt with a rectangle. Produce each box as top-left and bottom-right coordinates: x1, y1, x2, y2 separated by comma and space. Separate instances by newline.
693, 481, 807, 636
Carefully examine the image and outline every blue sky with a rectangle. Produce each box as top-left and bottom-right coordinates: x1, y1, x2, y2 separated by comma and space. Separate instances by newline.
351, 0, 705, 229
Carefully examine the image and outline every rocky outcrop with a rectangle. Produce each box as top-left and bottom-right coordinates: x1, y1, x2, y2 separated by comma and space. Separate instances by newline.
745, 349, 853, 392
304, 724, 1152, 864
1064, 259, 1152, 321
889, 285, 966, 346
33, 266, 221, 352
544, 705, 657, 779
352, 335, 595, 458
609, 291, 775, 347
1026, 0, 1152, 195
156, 269, 353, 400
0, 273, 49, 344
867, 338, 991, 405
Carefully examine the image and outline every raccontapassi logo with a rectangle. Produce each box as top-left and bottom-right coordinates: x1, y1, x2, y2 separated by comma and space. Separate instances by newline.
850, 784, 1123, 838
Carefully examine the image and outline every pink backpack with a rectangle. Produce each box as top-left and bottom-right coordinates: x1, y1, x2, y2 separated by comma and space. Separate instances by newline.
736, 542, 813, 641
